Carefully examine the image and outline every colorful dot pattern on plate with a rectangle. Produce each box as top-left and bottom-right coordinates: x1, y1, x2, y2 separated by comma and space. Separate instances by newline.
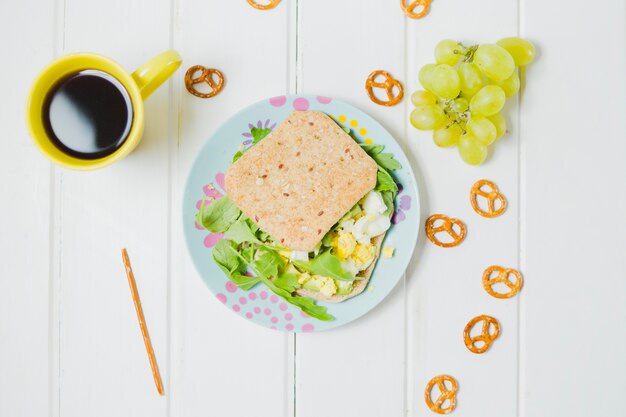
183, 95, 420, 332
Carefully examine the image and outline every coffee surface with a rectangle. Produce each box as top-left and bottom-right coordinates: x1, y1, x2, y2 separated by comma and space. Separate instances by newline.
43, 70, 133, 159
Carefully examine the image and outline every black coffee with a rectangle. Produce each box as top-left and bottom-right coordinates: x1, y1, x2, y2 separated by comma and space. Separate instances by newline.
43, 70, 133, 159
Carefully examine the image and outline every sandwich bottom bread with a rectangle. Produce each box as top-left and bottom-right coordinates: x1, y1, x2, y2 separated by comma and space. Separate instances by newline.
197, 111, 401, 320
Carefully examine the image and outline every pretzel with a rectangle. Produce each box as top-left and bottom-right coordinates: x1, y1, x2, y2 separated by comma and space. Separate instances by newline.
425, 214, 466, 248
401, 0, 432, 19
425, 374, 458, 414
184, 65, 225, 99
247, 0, 280, 10
482, 265, 523, 299
470, 179, 507, 218
463, 315, 500, 354
365, 70, 404, 106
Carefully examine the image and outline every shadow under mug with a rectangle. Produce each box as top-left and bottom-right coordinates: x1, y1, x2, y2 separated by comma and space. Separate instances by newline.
26, 50, 182, 170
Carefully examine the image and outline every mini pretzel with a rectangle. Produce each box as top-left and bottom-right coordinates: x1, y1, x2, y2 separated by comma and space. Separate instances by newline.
482, 265, 523, 299
247, 0, 280, 10
184, 65, 225, 99
463, 315, 500, 354
470, 179, 507, 218
425, 374, 458, 414
401, 0, 432, 19
425, 214, 466, 248
365, 70, 404, 106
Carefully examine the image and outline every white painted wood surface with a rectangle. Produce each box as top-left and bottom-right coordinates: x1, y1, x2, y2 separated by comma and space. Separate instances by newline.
406, 1, 521, 416
1, 0, 625, 416
296, 1, 407, 416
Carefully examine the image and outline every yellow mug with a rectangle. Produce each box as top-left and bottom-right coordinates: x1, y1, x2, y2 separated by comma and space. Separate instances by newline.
26, 50, 182, 170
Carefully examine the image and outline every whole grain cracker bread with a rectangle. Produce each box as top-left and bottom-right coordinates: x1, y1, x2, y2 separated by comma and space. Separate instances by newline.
225, 111, 378, 251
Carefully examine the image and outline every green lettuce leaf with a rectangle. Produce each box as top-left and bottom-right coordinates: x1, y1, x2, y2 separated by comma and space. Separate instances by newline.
197, 196, 240, 233
360, 143, 402, 171
274, 272, 300, 293
251, 127, 272, 144
292, 260, 314, 274
232, 150, 244, 163
281, 292, 333, 321
254, 250, 285, 278
213, 240, 260, 290
296, 251, 359, 281
224, 218, 261, 244
360, 144, 384, 156
372, 152, 402, 171
375, 168, 398, 193
213, 239, 241, 273
228, 272, 260, 291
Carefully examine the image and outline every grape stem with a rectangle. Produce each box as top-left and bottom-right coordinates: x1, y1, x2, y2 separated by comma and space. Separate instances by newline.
442, 98, 469, 134
435, 41, 480, 136
446, 120, 466, 134
459, 43, 478, 63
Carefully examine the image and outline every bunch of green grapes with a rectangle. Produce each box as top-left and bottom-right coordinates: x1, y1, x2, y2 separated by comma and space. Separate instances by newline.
410, 37, 535, 165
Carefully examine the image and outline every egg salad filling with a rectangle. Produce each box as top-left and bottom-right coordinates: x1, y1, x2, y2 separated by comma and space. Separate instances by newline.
279, 190, 391, 297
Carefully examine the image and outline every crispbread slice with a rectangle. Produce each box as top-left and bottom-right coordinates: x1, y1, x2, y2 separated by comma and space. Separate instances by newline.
225, 111, 378, 251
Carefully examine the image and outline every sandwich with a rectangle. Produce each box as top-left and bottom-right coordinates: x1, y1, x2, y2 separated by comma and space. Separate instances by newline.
197, 111, 401, 320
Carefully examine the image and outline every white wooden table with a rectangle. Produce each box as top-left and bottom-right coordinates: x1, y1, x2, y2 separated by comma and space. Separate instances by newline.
2, 0, 625, 416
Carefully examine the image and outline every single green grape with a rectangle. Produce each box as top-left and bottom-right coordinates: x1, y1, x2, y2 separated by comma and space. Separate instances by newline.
435, 39, 462, 66
473, 44, 515, 81
488, 113, 507, 139
451, 97, 469, 113
429, 64, 461, 100
433, 123, 463, 147
458, 134, 488, 165
496, 37, 535, 66
418, 64, 437, 91
411, 90, 438, 107
410, 105, 446, 130
458, 63, 483, 97
469, 85, 506, 116
467, 117, 497, 145
491, 70, 520, 97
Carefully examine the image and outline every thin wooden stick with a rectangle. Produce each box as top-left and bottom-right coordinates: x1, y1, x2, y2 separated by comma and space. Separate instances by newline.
121, 248, 164, 396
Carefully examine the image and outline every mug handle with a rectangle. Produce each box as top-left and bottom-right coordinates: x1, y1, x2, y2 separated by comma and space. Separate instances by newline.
131, 50, 182, 100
